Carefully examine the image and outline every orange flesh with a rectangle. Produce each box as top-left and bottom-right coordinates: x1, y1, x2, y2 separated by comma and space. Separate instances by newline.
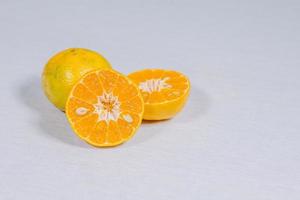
128, 69, 190, 120
128, 69, 190, 104
66, 70, 144, 147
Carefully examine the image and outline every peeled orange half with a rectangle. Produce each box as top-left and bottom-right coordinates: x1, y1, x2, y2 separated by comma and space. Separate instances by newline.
65, 69, 144, 147
128, 69, 190, 120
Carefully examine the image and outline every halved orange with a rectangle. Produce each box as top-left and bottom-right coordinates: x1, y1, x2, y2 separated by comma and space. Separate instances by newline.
65, 69, 144, 147
128, 69, 190, 120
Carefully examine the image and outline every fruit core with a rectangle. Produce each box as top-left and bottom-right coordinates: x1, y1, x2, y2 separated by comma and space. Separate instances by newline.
93, 92, 121, 123
139, 77, 171, 93
75, 92, 123, 124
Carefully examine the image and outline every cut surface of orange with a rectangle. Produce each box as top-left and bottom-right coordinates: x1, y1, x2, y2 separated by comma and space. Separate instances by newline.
66, 69, 144, 147
128, 69, 190, 120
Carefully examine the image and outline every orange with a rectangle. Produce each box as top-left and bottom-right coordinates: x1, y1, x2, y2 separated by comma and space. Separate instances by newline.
65, 69, 144, 147
42, 48, 112, 111
128, 69, 190, 120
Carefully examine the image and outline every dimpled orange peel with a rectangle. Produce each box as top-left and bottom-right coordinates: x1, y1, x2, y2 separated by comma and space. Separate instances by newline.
42, 48, 112, 111
128, 69, 190, 120
65, 69, 144, 147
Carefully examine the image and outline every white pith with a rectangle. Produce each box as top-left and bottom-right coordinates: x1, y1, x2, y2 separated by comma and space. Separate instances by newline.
74, 92, 135, 125
93, 92, 121, 123
139, 77, 171, 93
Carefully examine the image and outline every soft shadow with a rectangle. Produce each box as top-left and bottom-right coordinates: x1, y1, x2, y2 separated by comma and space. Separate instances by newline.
177, 86, 211, 123
125, 121, 169, 147
124, 117, 171, 147
126, 86, 211, 146
17, 77, 89, 148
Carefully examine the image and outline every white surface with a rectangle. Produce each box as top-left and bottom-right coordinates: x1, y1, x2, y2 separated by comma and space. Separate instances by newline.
1, 0, 300, 199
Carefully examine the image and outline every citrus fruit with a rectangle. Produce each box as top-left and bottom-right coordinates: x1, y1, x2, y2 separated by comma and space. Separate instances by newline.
42, 48, 112, 111
128, 69, 190, 120
65, 69, 144, 147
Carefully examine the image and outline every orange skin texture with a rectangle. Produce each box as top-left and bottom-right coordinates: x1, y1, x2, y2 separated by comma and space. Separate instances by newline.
42, 48, 111, 111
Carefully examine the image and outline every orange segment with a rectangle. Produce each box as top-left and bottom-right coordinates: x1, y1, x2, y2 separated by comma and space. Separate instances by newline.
73, 114, 98, 138
117, 118, 134, 140
120, 111, 141, 128
66, 97, 94, 122
97, 70, 119, 93
128, 69, 190, 120
66, 69, 144, 147
106, 121, 121, 144
162, 89, 185, 100
81, 72, 104, 96
71, 83, 98, 104
120, 96, 144, 113
88, 121, 107, 145
113, 77, 139, 101
147, 91, 165, 104
129, 69, 166, 81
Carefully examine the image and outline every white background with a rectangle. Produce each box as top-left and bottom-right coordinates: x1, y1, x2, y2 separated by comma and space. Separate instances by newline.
0, 0, 299, 199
